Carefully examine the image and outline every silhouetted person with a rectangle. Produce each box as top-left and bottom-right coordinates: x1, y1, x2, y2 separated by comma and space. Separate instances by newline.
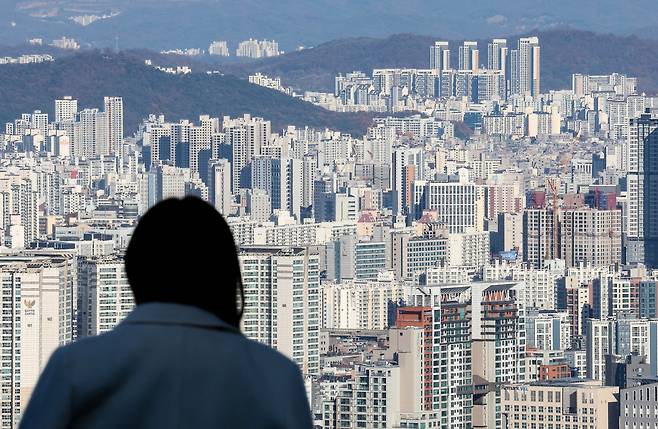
20, 197, 313, 429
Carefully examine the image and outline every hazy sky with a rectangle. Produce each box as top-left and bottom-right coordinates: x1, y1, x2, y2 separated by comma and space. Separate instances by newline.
4, 0, 658, 49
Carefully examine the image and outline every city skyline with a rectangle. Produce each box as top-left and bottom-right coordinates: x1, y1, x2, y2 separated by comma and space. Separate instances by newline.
2, 10, 658, 429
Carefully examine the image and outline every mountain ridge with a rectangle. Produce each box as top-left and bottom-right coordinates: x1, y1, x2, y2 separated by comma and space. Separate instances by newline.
218, 29, 658, 94
0, 51, 374, 135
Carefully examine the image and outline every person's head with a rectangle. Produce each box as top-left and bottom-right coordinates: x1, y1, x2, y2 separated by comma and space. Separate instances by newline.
125, 197, 243, 327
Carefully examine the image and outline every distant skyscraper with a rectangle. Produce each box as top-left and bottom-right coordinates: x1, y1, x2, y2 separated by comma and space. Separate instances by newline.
208, 159, 232, 215
78, 108, 108, 157
487, 38, 508, 89
55, 96, 78, 123
627, 111, 658, 267
429, 41, 450, 72
511, 37, 540, 96
103, 96, 124, 156
458, 41, 478, 72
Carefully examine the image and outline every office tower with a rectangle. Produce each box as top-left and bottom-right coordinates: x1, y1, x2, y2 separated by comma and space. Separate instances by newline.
523, 207, 556, 269
501, 382, 619, 429
103, 96, 124, 157
410, 285, 472, 428
561, 208, 622, 267
471, 281, 526, 429
487, 39, 508, 78
55, 96, 78, 122
208, 159, 232, 215
458, 41, 478, 72
627, 111, 658, 267
0, 254, 75, 427
511, 37, 540, 97
143, 123, 172, 169
78, 255, 134, 337
239, 247, 320, 375
429, 41, 450, 72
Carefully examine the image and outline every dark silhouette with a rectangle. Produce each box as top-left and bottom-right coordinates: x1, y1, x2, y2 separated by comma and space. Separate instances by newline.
20, 197, 313, 429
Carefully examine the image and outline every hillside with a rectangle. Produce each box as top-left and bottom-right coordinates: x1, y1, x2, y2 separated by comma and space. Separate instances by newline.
220, 30, 658, 94
0, 52, 373, 135
5, 1, 658, 50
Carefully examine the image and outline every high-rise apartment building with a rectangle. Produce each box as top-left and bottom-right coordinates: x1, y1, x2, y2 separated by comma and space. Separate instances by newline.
487, 39, 508, 79
471, 281, 527, 429
430, 41, 450, 73
510, 37, 540, 97
627, 110, 658, 267
458, 41, 479, 72
208, 159, 232, 215
239, 246, 320, 375
78, 255, 134, 337
103, 96, 124, 158
523, 207, 556, 269
0, 254, 75, 427
55, 96, 78, 123
561, 207, 622, 267
410, 285, 473, 429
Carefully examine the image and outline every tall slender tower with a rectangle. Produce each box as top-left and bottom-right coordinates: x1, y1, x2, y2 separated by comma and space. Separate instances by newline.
429, 41, 450, 72
103, 96, 124, 158
627, 110, 658, 266
487, 38, 508, 78
514, 37, 540, 96
458, 41, 478, 72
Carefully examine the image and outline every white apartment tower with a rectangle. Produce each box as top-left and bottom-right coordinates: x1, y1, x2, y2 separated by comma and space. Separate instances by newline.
55, 96, 78, 123
512, 37, 541, 97
487, 39, 508, 79
208, 159, 232, 216
238, 246, 320, 375
0, 254, 75, 428
103, 96, 124, 157
430, 41, 450, 72
78, 255, 134, 337
458, 41, 479, 72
